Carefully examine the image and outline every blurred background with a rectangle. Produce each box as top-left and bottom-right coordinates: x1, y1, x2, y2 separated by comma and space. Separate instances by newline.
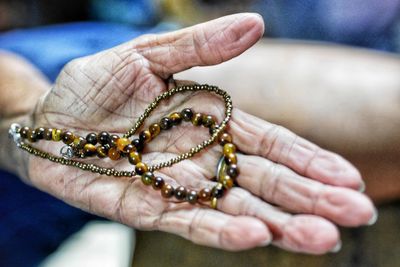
0, 0, 399, 266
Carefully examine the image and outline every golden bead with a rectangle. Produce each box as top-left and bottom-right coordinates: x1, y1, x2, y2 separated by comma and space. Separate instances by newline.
218, 132, 232, 146
108, 147, 121, 160
149, 123, 161, 137
210, 197, 218, 209
116, 138, 130, 151
223, 143, 236, 156
135, 162, 148, 175
128, 151, 141, 165
83, 143, 97, 156
221, 175, 234, 189
169, 112, 182, 125
52, 129, 62, 142
191, 113, 202, 126
224, 153, 237, 165
139, 130, 152, 143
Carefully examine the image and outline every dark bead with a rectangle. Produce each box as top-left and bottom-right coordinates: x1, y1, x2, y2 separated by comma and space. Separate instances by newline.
226, 164, 239, 178
20, 126, 30, 139
35, 127, 45, 139
141, 172, 154, 186
73, 137, 87, 149
181, 108, 194, 121
152, 176, 165, 190
98, 131, 110, 145
160, 117, 172, 130
211, 183, 224, 199
209, 124, 220, 135
191, 113, 203, 126
124, 144, 135, 153
96, 146, 108, 158
27, 130, 37, 143
169, 112, 182, 125
218, 132, 232, 146
86, 133, 98, 145
224, 153, 237, 165
108, 147, 121, 160
175, 186, 187, 200
149, 123, 161, 138
139, 130, 151, 143
132, 138, 144, 152
187, 190, 198, 204
135, 162, 148, 175
198, 188, 211, 201
83, 144, 97, 156
202, 115, 215, 128
109, 134, 119, 147
43, 128, 53, 140
161, 184, 174, 198
62, 131, 75, 144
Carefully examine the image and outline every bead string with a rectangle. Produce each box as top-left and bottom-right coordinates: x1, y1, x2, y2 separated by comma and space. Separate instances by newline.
9, 84, 238, 208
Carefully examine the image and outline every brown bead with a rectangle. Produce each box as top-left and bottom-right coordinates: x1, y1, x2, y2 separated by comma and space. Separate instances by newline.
116, 138, 130, 152
124, 144, 135, 153
20, 126, 30, 139
109, 134, 120, 147
83, 143, 97, 156
139, 130, 151, 143
221, 175, 234, 189
152, 176, 165, 190
191, 113, 203, 126
96, 146, 108, 158
135, 162, 148, 175
211, 183, 224, 199
202, 115, 215, 128
169, 112, 182, 125
35, 127, 45, 139
223, 143, 236, 156
149, 123, 161, 138
209, 124, 220, 135
224, 153, 237, 165
108, 147, 121, 160
62, 131, 75, 144
27, 129, 38, 143
198, 188, 211, 201
128, 151, 141, 165
160, 117, 172, 130
186, 190, 198, 204
43, 128, 53, 140
86, 133, 98, 145
226, 164, 239, 178
161, 184, 174, 198
141, 172, 154, 186
175, 186, 187, 200
218, 132, 232, 146
73, 137, 87, 149
52, 129, 62, 142
181, 108, 194, 121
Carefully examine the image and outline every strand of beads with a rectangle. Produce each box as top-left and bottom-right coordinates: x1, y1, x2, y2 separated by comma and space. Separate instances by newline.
13, 108, 240, 208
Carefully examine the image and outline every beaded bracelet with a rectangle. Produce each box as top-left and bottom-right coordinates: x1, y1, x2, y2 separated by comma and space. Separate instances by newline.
9, 84, 239, 209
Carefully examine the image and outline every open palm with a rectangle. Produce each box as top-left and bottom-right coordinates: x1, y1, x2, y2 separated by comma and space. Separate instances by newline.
28, 14, 375, 254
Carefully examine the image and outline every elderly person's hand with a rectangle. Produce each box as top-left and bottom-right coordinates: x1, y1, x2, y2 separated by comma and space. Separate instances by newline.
12, 13, 376, 254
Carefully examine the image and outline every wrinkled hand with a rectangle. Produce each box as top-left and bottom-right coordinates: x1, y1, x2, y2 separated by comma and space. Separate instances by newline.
28, 13, 376, 254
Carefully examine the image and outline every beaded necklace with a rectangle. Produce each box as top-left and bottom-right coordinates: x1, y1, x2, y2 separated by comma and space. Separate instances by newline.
9, 84, 239, 209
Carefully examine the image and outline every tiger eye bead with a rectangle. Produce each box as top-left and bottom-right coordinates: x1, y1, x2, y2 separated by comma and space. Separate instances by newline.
181, 108, 194, 121
186, 190, 198, 204
191, 113, 203, 126
27, 129, 38, 143
83, 143, 97, 156
218, 132, 232, 146
139, 130, 151, 143
98, 131, 110, 145
109, 134, 119, 147
202, 115, 215, 128
224, 153, 237, 165
96, 146, 108, 158
149, 123, 161, 138
135, 162, 148, 175
198, 188, 211, 201
116, 138, 130, 152
73, 137, 87, 149
160, 117, 172, 130
35, 127, 45, 140
62, 131, 75, 144
86, 133, 98, 145
128, 151, 141, 165
52, 129, 62, 142
223, 143, 236, 156
152, 176, 165, 190
141, 171, 154, 186
226, 164, 239, 178
169, 112, 182, 125
161, 184, 174, 198
211, 183, 224, 199
124, 144, 135, 153
20, 126, 30, 139
108, 147, 121, 160
175, 186, 187, 200
43, 128, 53, 140
221, 175, 234, 189
209, 124, 220, 135
132, 138, 144, 152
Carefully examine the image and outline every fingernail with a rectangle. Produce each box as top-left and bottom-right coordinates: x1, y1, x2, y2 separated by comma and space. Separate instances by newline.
367, 208, 378, 226
330, 240, 342, 253
358, 180, 366, 192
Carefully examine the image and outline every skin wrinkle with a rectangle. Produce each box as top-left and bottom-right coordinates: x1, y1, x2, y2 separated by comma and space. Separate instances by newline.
259, 124, 282, 159
303, 147, 322, 178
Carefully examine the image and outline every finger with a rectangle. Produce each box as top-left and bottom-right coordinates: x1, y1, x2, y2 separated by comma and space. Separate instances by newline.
157, 207, 272, 251
230, 109, 363, 190
237, 154, 376, 226
218, 188, 341, 254
130, 13, 264, 78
